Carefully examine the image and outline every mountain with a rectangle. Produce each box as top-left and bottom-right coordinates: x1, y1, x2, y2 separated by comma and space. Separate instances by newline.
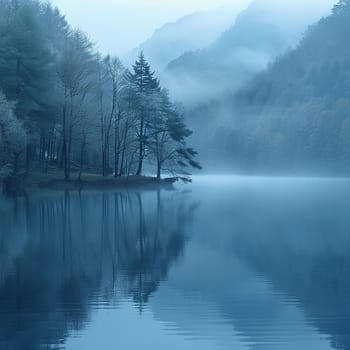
123, 4, 249, 72
165, 0, 336, 107
219, 0, 350, 175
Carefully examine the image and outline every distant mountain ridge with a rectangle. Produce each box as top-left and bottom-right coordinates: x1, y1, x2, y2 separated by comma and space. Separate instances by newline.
164, 0, 336, 107
184, 0, 350, 175
223, 0, 350, 174
123, 4, 249, 71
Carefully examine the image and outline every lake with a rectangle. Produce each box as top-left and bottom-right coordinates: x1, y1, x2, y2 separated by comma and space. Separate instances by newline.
0, 176, 350, 350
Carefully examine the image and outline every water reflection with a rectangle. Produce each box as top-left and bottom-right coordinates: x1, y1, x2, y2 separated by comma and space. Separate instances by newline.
0, 189, 197, 350
1, 177, 350, 350
182, 177, 350, 350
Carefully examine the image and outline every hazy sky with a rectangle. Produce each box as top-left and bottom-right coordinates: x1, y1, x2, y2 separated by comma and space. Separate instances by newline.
52, 0, 251, 55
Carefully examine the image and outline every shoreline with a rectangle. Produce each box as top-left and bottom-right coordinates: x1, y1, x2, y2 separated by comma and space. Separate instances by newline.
38, 176, 177, 191
2, 173, 178, 195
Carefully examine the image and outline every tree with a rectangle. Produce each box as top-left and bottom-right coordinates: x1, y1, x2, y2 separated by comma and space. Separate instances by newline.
0, 91, 26, 176
148, 90, 201, 180
0, 0, 54, 173
0, 2, 201, 183
57, 30, 97, 180
333, 0, 350, 15
126, 52, 160, 175
99, 55, 126, 176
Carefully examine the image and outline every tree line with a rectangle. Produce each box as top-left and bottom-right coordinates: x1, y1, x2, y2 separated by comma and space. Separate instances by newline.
227, 0, 350, 175
0, 189, 196, 348
188, 0, 350, 175
0, 0, 200, 182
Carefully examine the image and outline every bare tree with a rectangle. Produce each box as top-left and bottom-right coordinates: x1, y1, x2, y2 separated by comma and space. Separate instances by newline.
99, 56, 125, 177
58, 30, 96, 180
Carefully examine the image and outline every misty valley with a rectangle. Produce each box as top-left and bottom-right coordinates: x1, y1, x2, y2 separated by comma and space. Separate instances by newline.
1, 0, 350, 349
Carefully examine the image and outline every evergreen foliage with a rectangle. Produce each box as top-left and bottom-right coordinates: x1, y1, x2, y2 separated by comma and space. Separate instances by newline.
196, 0, 350, 175
0, 1, 200, 181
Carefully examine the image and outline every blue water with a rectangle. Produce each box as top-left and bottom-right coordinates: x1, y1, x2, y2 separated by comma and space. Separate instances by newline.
1, 176, 350, 350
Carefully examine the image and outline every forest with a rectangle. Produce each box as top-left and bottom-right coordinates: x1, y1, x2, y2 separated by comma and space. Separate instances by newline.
0, 0, 200, 188
1, 0, 350, 185
191, 0, 350, 175
1, 1, 350, 349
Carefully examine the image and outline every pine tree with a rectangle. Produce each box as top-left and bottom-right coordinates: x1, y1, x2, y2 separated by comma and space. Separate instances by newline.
333, 0, 350, 15
0, 2, 53, 120
0, 90, 26, 175
0, 1, 54, 173
148, 89, 201, 180
126, 52, 160, 175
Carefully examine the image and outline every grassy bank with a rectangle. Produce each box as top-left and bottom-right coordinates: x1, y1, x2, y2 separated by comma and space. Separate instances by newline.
2, 171, 177, 195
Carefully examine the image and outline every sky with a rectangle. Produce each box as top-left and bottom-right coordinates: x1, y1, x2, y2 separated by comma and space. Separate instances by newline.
51, 0, 251, 56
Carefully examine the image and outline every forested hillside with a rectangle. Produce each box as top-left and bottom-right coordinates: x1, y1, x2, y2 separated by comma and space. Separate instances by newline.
184, 0, 350, 175
0, 0, 200, 184
225, 0, 350, 175
1, 0, 348, 180
165, 0, 334, 107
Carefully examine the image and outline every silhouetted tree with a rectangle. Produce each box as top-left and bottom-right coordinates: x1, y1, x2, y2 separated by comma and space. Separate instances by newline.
126, 52, 160, 176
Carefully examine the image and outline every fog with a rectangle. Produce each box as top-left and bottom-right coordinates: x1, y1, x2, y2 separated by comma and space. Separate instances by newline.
2, 177, 350, 349
51, 0, 337, 61
162, 0, 338, 107
123, 4, 251, 71
52, 0, 249, 55
1, 1, 350, 349
0, 0, 345, 180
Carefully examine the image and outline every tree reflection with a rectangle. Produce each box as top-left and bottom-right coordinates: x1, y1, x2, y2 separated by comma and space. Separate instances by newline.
0, 189, 197, 350
221, 190, 350, 350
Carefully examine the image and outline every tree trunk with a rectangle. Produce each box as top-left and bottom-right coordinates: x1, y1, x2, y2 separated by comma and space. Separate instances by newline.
114, 112, 120, 178
102, 144, 109, 177
102, 149, 105, 176
13, 151, 21, 176
39, 135, 43, 161
61, 105, 67, 172
78, 135, 86, 181
157, 161, 161, 180
42, 135, 46, 162
25, 144, 31, 176
119, 123, 129, 176
136, 117, 144, 176
136, 148, 143, 176
65, 127, 72, 181
59, 140, 64, 169
64, 145, 69, 180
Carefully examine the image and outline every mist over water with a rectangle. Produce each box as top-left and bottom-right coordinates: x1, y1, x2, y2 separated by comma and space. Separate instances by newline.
1, 176, 350, 349
1, 0, 350, 349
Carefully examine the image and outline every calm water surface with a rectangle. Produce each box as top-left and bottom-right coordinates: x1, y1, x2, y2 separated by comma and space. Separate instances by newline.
1, 176, 350, 350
